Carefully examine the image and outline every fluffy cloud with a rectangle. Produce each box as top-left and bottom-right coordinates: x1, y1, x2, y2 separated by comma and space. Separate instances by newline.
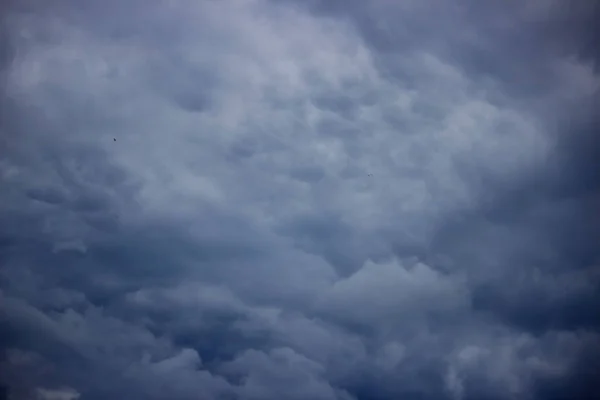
1, 0, 598, 399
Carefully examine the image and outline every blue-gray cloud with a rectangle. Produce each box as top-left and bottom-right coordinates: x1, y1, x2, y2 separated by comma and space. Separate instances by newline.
1, 0, 599, 399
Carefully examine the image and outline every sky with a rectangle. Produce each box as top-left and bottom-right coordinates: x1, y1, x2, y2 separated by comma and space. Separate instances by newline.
0, 0, 599, 399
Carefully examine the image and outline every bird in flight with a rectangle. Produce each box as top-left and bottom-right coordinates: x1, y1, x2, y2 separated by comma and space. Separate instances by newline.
113, 138, 116, 142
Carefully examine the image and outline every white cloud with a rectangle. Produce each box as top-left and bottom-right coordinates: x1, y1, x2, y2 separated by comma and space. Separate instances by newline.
1, 0, 598, 399
318, 258, 469, 331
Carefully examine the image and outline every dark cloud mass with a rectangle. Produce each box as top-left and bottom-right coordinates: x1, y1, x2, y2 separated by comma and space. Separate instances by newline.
1, 0, 599, 399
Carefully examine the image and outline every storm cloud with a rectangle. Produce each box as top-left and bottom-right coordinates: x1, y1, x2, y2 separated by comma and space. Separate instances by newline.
1, 0, 599, 399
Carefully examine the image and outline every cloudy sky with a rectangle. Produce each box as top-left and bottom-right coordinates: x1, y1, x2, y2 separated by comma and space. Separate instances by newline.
1, 0, 599, 399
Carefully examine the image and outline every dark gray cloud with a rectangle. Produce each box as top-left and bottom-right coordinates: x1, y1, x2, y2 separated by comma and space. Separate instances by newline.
1, 0, 599, 399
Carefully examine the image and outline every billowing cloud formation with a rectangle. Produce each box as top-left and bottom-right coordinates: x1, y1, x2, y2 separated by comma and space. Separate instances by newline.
1, 0, 599, 399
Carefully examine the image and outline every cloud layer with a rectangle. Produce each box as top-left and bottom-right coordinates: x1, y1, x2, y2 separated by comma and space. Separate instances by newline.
1, 0, 599, 399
